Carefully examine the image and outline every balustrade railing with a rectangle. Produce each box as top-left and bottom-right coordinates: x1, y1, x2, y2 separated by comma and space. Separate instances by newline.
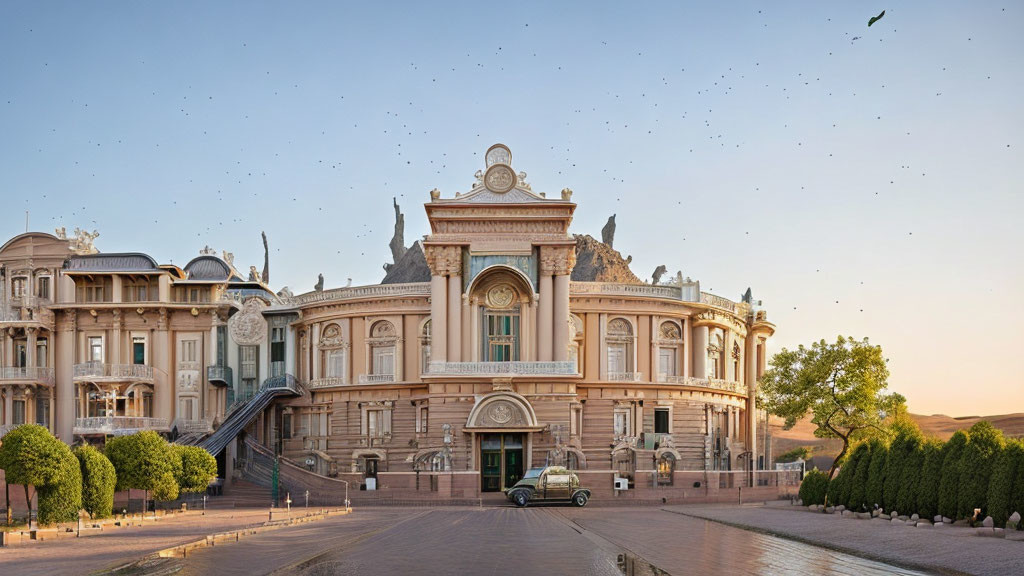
0, 366, 55, 385
607, 371, 642, 382
357, 373, 396, 384
73, 416, 168, 435
73, 362, 154, 381
428, 361, 578, 376
290, 283, 431, 306
172, 418, 213, 434
658, 374, 747, 394
568, 282, 742, 315
306, 377, 348, 389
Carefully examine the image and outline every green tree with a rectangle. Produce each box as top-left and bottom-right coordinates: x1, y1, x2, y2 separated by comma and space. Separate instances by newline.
776, 446, 812, 464
896, 442, 925, 516
883, 416, 923, 513
105, 431, 182, 510
827, 443, 864, 507
174, 445, 218, 494
847, 441, 874, 510
1012, 440, 1024, 528
760, 336, 904, 479
0, 424, 81, 525
987, 440, 1023, 527
916, 439, 944, 520
799, 468, 830, 506
937, 430, 968, 519
956, 421, 1004, 520
74, 445, 117, 519
864, 439, 888, 509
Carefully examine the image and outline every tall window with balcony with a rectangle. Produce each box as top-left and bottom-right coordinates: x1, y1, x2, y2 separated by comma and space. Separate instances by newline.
11, 276, 27, 298
133, 336, 146, 365
656, 321, 683, 382
482, 306, 519, 362
88, 336, 103, 362
606, 318, 634, 380
240, 345, 258, 400
271, 326, 286, 377
368, 321, 396, 382
319, 324, 348, 384
707, 328, 724, 379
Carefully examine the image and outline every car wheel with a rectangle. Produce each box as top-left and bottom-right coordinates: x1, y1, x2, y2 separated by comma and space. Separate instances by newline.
513, 491, 529, 507
573, 492, 588, 507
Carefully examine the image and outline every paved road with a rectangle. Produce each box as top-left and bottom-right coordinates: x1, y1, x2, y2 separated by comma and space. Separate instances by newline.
169, 506, 930, 576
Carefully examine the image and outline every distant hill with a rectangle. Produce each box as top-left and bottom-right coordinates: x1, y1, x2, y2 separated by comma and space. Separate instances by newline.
768, 412, 1024, 469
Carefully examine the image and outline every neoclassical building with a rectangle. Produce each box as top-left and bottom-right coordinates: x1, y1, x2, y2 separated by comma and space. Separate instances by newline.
0, 144, 778, 501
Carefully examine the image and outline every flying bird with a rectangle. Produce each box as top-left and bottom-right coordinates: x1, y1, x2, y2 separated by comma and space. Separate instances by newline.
868, 10, 885, 27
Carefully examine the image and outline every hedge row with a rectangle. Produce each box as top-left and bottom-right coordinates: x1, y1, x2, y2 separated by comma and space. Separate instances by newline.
810, 421, 1024, 526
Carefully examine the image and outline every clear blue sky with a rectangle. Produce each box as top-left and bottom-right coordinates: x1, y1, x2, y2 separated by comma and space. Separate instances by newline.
1, 2, 1021, 416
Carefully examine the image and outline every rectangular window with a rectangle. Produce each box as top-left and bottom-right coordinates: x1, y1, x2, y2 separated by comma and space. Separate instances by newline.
14, 342, 26, 368
417, 406, 429, 434
483, 310, 519, 362
271, 327, 285, 377
282, 412, 292, 440
11, 277, 26, 298
12, 400, 26, 425
326, 349, 346, 378
659, 348, 677, 378
36, 339, 48, 368
613, 408, 631, 438
180, 397, 195, 420
608, 344, 627, 375
654, 408, 670, 434
183, 340, 197, 362
240, 345, 258, 397
36, 277, 50, 300
89, 336, 103, 362
372, 345, 395, 375
216, 326, 227, 366
36, 396, 50, 427
365, 409, 391, 438
133, 337, 146, 365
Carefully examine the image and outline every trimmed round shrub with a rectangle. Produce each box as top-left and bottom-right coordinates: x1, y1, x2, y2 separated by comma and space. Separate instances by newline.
864, 439, 888, 509
986, 439, 1023, 527
0, 424, 82, 525
74, 445, 117, 519
938, 430, 968, 519
174, 445, 218, 494
916, 440, 943, 520
956, 421, 1004, 520
848, 440, 875, 511
799, 468, 830, 506
105, 431, 182, 504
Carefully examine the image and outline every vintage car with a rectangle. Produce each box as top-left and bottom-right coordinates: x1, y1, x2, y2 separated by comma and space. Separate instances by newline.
504, 466, 591, 507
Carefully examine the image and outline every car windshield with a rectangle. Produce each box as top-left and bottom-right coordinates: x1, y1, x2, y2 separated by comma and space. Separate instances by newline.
523, 468, 544, 479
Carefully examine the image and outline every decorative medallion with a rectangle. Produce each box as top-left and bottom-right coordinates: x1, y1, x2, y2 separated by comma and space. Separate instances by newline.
228, 298, 268, 345
488, 402, 513, 424
485, 144, 512, 167
484, 163, 516, 193
485, 284, 516, 309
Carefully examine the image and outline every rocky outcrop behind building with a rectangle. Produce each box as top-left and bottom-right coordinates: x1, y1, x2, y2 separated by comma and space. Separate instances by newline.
571, 234, 641, 284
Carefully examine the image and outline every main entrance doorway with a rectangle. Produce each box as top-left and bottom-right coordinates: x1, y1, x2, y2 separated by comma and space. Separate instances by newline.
480, 433, 524, 492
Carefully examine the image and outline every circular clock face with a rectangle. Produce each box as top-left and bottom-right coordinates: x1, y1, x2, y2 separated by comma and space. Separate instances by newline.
484, 164, 517, 193
485, 144, 511, 167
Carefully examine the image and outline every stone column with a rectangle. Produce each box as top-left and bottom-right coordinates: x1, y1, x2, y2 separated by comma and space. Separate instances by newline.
155, 308, 172, 424
447, 274, 462, 362
55, 311, 76, 443
553, 274, 570, 362
692, 324, 708, 379
745, 335, 758, 469
26, 328, 37, 369
429, 274, 447, 363
3, 387, 12, 426
537, 274, 553, 361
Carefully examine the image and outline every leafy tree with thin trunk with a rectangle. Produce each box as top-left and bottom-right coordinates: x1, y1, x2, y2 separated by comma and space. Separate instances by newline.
847, 440, 874, 511
864, 439, 888, 509
74, 445, 117, 519
0, 424, 81, 525
957, 421, 1004, 520
916, 439, 944, 520
105, 431, 182, 512
760, 336, 904, 480
937, 430, 968, 519
174, 445, 218, 494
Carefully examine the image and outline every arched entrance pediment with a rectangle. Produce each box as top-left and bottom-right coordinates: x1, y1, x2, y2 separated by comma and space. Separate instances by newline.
465, 391, 540, 430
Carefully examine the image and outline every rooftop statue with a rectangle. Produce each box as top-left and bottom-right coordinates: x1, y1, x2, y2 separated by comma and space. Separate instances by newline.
601, 214, 616, 248
56, 226, 100, 255
314, 273, 324, 292
652, 265, 668, 285
248, 266, 260, 282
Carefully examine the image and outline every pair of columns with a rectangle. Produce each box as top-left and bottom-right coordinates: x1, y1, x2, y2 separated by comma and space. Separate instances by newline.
536, 273, 570, 362
428, 245, 463, 363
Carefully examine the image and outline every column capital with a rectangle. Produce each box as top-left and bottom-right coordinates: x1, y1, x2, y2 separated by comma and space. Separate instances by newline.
539, 246, 576, 276
425, 245, 462, 276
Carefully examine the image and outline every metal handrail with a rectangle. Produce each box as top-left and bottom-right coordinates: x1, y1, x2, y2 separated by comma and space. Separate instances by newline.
73, 362, 154, 380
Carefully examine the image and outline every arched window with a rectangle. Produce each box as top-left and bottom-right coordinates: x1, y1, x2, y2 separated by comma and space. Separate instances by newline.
606, 318, 634, 380
369, 321, 396, 380
569, 315, 584, 373
481, 284, 521, 362
420, 320, 432, 375
657, 321, 683, 381
319, 323, 348, 381
708, 328, 725, 379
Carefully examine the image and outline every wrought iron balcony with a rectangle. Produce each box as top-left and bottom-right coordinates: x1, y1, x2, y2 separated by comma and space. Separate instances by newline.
306, 377, 348, 389
73, 362, 154, 383
207, 365, 233, 387
73, 416, 169, 435
658, 374, 748, 395
0, 366, 55, 385
427, 361, 578, 376
357, 373, 396, 384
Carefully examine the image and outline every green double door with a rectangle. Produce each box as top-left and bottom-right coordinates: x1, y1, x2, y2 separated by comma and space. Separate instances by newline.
480, 433, 524, 492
